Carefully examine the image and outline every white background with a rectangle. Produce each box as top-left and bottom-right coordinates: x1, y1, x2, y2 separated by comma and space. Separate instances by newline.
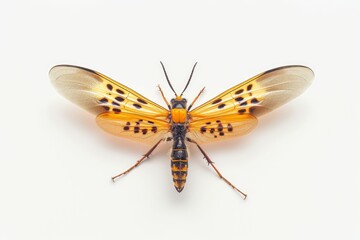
1, 1, 359, 239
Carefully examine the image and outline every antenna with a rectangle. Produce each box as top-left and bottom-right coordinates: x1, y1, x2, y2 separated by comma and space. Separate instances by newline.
160, 61, 178, 96
180, 62, 197, 96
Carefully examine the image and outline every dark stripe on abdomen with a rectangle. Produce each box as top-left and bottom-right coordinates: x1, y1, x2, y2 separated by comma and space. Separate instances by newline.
171, 148, 188, 192
170, 124, 188, 192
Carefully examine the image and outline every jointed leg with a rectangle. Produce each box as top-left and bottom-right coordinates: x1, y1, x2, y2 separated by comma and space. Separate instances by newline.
187, 87, 205, 111
157, 85, 171, 110
111, 139, 164, 182
186, 137, 247, 199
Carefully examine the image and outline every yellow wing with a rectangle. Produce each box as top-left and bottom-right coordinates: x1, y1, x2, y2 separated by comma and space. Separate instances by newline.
188, 65, 314, 144
190, 65, 314, 119
49, 65, 170, 144
96, 112, 170, 144
187, 114, 258, 144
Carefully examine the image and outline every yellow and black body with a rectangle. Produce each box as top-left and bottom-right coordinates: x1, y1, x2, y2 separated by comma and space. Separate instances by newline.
169, 97, 189, 192
49, 61, 313, 199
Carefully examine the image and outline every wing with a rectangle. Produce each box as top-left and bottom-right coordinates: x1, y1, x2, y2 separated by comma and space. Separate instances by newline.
96, 112, 170, 144
50, 65, 170, 144
49, 65, 169, 118
188, 65, 314, 144
187, 114, 258, 144
190, 65, 314, 119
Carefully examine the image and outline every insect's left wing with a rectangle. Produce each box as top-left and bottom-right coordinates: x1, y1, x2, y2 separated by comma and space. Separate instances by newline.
190, 65, 314, 119
187, 114, 258, 144
50, 65, 170, 144
188, 65, 314, 144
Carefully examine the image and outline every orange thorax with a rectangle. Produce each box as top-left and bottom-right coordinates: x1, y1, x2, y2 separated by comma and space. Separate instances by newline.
171, 109, 187, 123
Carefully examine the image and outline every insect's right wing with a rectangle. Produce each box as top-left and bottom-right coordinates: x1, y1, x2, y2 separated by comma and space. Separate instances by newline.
49, 65, 169, 118
50, 65, 171, 144
96, 112, 170, 144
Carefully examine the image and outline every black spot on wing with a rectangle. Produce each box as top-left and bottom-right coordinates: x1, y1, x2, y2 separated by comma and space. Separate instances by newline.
113, 108, 121, 113
212, 99, 222, 104
218, 103, 226, 109
115, 96, 125, 102
133, 103, 142, 109
235, 89, 244, 95
112, 101, 120, 106
200, 126, 206, 133
137, 98, 147, 104
251, 98, 259, 104
107, 84, 113, 91
235, 97, 244, 102
116, 89, 125, 94
99, 98, 108, 103
134, 126, 140, 133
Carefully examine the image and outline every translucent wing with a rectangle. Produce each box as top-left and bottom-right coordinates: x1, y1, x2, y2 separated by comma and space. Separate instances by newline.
50, 65, 170, 144
49, 65, 169, 118
188, 65, 314, 144
187, 114, 258, 144
96, 112, 170, 144
190, 65, 314, 119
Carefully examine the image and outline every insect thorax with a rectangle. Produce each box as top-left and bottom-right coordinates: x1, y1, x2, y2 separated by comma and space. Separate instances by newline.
170, 97, 188, 124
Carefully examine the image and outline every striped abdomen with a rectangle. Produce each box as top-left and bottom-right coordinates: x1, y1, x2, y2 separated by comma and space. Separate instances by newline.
171, 124, 188, 192
171, 146, 188, 192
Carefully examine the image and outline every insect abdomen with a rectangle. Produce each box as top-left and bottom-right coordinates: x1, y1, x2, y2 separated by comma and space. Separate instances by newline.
171, 146, 188, 192
170, 123, 188, 192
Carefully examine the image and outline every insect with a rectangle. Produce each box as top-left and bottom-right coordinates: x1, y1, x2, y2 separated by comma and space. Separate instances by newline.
50, 63, 314, 199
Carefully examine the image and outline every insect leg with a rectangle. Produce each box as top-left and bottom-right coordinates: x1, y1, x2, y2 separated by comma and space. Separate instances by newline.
157, 85, 171, 110
111, 138, 164, 182
186, 137, 247, 199
187, 87, 205, 111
